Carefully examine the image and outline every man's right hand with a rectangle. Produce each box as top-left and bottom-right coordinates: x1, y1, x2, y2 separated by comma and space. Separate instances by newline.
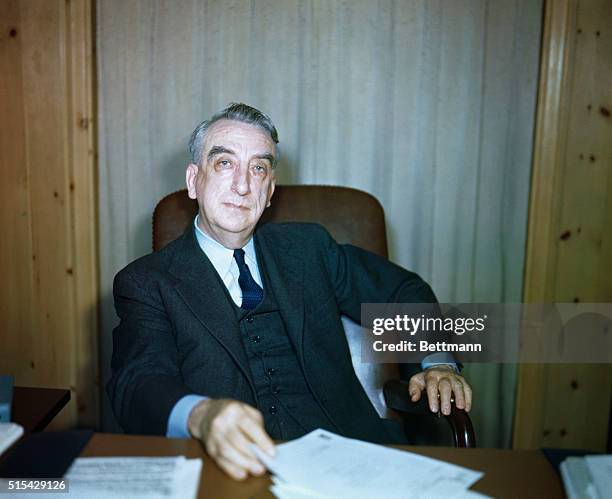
187, 398, 276, 480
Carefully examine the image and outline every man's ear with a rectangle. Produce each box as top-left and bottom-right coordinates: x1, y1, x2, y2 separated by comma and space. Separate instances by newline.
265, 177, 276, 208
186, 163, 198, 199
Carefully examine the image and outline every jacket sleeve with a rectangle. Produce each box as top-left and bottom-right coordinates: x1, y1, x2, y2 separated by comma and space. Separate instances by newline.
318, 225, 439, 319
106, 268, 192, 435
316, 225, 449, 377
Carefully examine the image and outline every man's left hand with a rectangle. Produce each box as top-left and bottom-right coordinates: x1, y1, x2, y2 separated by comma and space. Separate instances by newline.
408, 365, 472, 415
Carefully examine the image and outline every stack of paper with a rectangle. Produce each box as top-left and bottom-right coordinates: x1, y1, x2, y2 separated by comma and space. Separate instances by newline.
561, 455, 612, 499
65, 456, 202, 499
0, 422, 23, 456
585, 455, 612, 499
254, 429, 487, 499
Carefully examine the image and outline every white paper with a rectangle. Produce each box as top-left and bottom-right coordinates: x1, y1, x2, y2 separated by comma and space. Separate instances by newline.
64, 456, 202, 499
271, 477, 327, 499
256, 429, 484, 499
585, 455, 612, 499
561, 457, 599, 499
271, 483, 325, 499
0, 422, 23, 455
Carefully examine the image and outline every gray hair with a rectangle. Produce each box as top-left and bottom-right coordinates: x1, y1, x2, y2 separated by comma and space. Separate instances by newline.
188, 102, 279, 167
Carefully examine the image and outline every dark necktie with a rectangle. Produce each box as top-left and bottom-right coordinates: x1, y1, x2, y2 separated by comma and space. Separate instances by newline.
233, 248, 263, 310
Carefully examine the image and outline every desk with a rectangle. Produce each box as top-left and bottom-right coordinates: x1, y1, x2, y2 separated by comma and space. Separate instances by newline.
12, 387, 71, 432
81, 434, 565, 499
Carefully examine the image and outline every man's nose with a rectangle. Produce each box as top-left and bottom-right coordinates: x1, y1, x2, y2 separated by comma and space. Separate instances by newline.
231, 164, 250, 195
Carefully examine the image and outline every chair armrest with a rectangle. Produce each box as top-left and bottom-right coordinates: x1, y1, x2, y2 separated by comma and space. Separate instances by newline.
383, 379, 476, 448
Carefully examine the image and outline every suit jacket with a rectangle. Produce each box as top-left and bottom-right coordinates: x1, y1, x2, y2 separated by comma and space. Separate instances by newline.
107, 222, 438, 442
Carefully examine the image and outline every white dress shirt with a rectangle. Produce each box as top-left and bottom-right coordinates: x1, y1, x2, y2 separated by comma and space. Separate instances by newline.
192, 216, 263, 307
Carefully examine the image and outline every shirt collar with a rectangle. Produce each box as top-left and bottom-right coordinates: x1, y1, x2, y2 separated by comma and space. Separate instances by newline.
193, 215, 257, 277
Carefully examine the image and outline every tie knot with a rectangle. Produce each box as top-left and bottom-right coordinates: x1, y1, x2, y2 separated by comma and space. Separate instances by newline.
233, 248, 246, 266
234, 248, 246, 267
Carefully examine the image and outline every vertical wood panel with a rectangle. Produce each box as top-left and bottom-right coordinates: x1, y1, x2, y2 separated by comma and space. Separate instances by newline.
21, 0, 74, 397
515, 0, 612, 451
65, 0, 99, 429
513, 0, 574, 451
0, 0, 98, 429
0, 0, 35, 386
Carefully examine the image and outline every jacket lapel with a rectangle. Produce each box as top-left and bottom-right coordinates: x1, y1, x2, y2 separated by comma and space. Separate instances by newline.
170, 229, 254, 390
255, 228, 306, 366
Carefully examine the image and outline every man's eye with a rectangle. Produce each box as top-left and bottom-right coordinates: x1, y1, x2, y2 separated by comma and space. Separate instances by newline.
219, 160, 232, 168
252, 164, 267, 174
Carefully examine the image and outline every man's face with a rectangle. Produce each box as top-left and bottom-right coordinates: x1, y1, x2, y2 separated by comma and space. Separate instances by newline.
186, 119, 276, 248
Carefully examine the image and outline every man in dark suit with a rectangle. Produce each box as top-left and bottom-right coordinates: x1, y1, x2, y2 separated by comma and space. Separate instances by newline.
108, 103, 472, 480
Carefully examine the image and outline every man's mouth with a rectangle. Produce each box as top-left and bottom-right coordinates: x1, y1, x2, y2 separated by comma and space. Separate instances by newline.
223, 202, 249, 210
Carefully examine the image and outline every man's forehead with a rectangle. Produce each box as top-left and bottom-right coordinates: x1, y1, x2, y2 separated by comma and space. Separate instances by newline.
204, 119, 275, 151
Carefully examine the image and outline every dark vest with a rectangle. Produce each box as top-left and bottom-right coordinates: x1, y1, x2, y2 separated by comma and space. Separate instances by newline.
213, 247, 337, 440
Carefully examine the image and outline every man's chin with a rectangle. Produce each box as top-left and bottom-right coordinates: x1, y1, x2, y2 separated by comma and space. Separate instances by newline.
216, 220, 256, 235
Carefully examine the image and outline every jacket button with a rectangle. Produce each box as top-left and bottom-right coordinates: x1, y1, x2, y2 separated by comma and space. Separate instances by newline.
269, 405, 277, 415
246, 317, 254, 323
273, 387, 281, 394
252, 335, 261, 343
267, 368, 276, 376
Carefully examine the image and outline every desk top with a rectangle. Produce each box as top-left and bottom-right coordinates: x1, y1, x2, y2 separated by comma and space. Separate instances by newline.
12, 387, 71, 433
81, 434, 565, 499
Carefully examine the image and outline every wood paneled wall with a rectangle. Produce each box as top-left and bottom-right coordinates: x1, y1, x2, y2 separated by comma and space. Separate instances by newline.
514, 0, 612, 451
0, 0, 98, 428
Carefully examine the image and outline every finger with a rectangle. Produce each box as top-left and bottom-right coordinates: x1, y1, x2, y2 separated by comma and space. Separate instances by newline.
242, 404, 264, 423
226, 428, 266, 475
204, 433, 218, 459
238, 411, 276, 456
212, 405, 267, 473
450, 377, 466, 410
408, 373, 426, 402
463, 380, 473, 412
204, 405, 268, 477
217, 436, 265, 476
438, 378, 452, 415
426, 378, 440, 413
216, 454, 248, 481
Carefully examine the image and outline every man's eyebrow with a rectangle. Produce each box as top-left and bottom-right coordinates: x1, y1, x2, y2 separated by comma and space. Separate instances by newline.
254, 153, 275, 164
207, 146, 235, 162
